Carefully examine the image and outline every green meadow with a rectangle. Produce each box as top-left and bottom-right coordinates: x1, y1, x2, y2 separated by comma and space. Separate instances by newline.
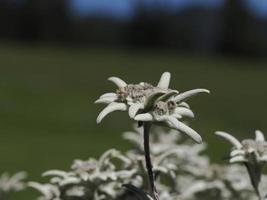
0, 44, 266, 199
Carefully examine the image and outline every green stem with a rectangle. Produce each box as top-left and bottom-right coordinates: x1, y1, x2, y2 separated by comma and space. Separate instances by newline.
244, 161, 262, 200
143, 122, 159, 200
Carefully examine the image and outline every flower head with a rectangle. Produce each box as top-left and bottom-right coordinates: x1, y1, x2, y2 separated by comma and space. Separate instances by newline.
215, 130, 267, 164
96, 72, 209, 143
0, 172, 27, 193
215, 130, 267, 197
95, 72, 172, 122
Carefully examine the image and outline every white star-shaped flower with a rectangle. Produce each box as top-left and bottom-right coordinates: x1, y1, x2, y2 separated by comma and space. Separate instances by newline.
96, 72, 209, 143
134, 88, 209, 144
215, 130, 267, 164
28, 182, 61, 200
0, 172, 27, 193
215, 130, 267, 197
95, 72, 174, 123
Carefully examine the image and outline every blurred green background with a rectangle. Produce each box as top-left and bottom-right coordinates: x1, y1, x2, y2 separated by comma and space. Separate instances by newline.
0, 44, 267, 199
1, 0, 267, 199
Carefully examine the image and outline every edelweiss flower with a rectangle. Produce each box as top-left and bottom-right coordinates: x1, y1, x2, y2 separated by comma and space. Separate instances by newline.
215, 130, 267, 164
95, 72, 209, 143
95, 72, 173, 122
71, 149, 135, 182
28, 182, 61, 200
134, 90, 209, 144
215, 130, 267, 197
0, 172, 27, 193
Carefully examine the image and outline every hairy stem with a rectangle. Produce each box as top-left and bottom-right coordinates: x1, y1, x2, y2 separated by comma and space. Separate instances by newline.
244, 158, 262, 199
143, 122, 159, 200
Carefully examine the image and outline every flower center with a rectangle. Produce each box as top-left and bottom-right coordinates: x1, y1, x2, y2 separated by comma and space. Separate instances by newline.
154, 101, 168, 116
116, 83, 155, 103
167, 100, 176, 112
242, 139, 267, 156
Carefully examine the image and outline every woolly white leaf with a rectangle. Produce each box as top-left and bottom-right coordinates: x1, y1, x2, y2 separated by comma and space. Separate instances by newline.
173, 89, 210, 103
42, 170, 68, 178
108, 77, 127, 88
97, 103, 127, 123
163, 116, 202, 143
95, 96, 117, 104
60, 177, 80, 186
230, 149, 245, 157
255, 130, 265, 142
134, 113, 153, 122
174, 107, 195, 118
129, 103, 144, 118
99, 92, 117, 99
215, 131, 243, 149
178, 102, 190, 108
230, 156, 247, 163
157, 72, 171, 89
28, 182, 60, 199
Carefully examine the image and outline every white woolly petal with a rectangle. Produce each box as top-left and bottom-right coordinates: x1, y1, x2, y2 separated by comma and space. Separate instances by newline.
157, 72, 171, 89
230, 149, 245, 157
60, 177, 80, 186
134, 113, 153, 121
175, 121, 202, 144
139, 82, 145, 86
164, 116, 202, 143
100, 93, 117, 99
215, 131, 242, 149
8, 172, 27, 184
173, 89, 210, 103
28, 182, 48, 196
115, 169, 136, 179
147, 195, 154, 200
80, 172, 89, 181
96, 103, 127, 123
178, 102, 190, 108
108, 77, 127, 88
171, 113, 182, 119
158, 90, 178, 101
153, 166, 169, 174
42, 170, 68, 178
260, 155, 267, 162
28, 182, 58, 198
95, 96, 117, 104
181, 181, 209, 199
247, 148, 255, 154
255, 130, 265, 142
230, 156, 247, 163
175, 107, 195, 118
66, 186, 85, 197
128, 103, 144, 118
50, 177, 62, 184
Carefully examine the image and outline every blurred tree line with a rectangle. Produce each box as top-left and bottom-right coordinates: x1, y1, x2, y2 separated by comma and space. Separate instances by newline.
0, 0, 267, 57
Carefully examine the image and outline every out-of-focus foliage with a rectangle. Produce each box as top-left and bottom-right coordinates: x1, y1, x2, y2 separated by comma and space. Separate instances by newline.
29, 126, 267, 200
215, 130, 267, 198
0, 172, 27, 200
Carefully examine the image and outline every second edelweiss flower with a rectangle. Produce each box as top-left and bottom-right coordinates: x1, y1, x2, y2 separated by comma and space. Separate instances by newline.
95, 72, 209, 143
215, 130, 267, 198
215, 130, 267, 164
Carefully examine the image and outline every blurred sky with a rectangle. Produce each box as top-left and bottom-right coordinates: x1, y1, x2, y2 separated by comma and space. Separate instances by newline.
246, 0, 267, 18
69, 0, 267, 19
